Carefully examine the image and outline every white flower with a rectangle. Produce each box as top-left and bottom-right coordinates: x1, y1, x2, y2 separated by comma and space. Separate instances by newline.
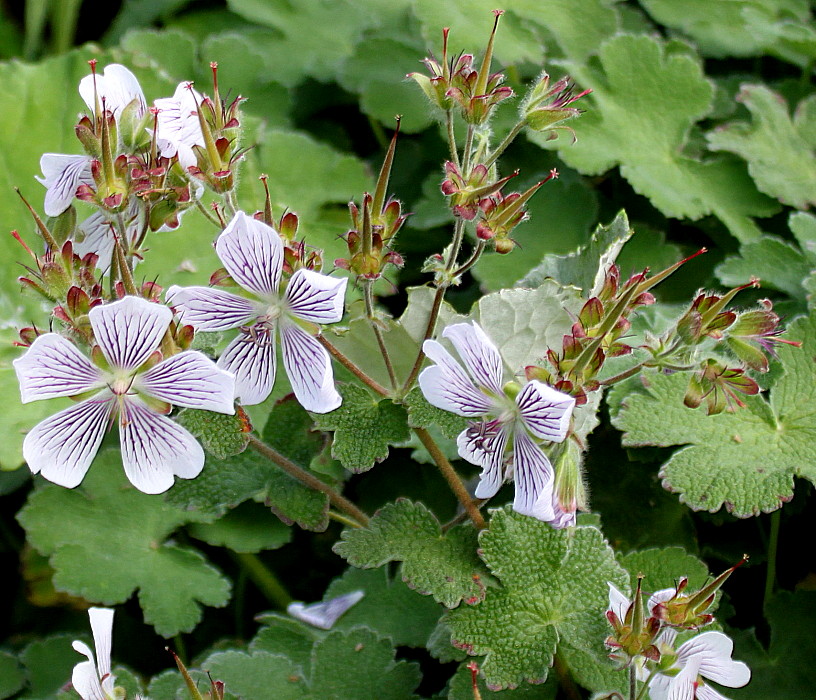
14, 296, 235, 493
153, 81, 205, 170
647, 630, 751, 700
166, 211, 347, 412
72, 607, 116, 700
287, 590, 364, 630
38, 64, 146, 217
418, 321, 575, 521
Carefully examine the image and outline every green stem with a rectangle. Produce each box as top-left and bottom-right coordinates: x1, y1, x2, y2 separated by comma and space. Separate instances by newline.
223, 190, 238, 217
764, 509, 781, 609
247, 433, 370, 527
484, 120, 525, 169
452, 240, 486, 278
634, 668, 657, 700
196, 199, 222, 228
316, 334, 389, 397
329, 510, 364, 529
399, 284, 446, 395
553, 652, 582, 700
413, 427, 486, 530
364, 281, 398, 389
173, 634, 188, 666
629, 666, 637, 700
442, 498, 487, 533
231, 551, 292, 607
445, 110, 459, 167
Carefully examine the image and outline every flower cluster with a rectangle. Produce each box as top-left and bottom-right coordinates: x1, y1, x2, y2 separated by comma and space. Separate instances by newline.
606, 562, 751, 700
419, 321, 576, 524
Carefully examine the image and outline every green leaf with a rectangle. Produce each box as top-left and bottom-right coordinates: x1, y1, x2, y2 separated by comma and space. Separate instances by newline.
618, 547, 710, 593
323, 567, 443, 647
19, 634, 80, 699
312, 384, 410, 473
612, 309, 816, 516
639, 0, 813, 61
447, 663, 557, 699
250, 615, 322, 672
446, 508, 627, 692
204, 650, 309, 700
17, 451, 230, 637
0, 651, 24, 699
707, 86, 816, 210
518, 210, 632, 294
716, 235, 812, 302
543, 34, 777, 243
168, 398, 330, 531
404, 387, 468, 440
175, 408, 250, 460
730, 591, 816, 698
333, 499, 490, 608
309, 627, 421, 699
187, 501, 292, 553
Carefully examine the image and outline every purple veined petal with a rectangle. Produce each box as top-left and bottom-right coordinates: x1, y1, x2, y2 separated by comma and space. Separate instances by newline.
118, 396, 204, 494
78, 63, 146, 120
511, 430, 556, 521
456, 423, 508, 498
548, 501, 576, 529
166, 285, 258, 331
87, 608, 114, 691
646, 673, 673, 700
76, 203, 141, 271
285, 269, 347, 324
71, 644, 106, 700
215, 211, 284, 297
442, 322, 504, 395
676, 632, 750, 688
666, 657, 700, 700
154, 81, 204, 151
607, 583, 630, 622
90, 296, 172, 371
279, 322, 341, 413
287, 590, 364, 630
23, 395, 115, 488
695, 685, 731, 700
647, 587, 676, 615
136, 350, 235, 414
516, 380, 575, 442
217, 327, 277, 406
37, 153, 93, 216
14, 334, 104, 402
419, 340, 494, 417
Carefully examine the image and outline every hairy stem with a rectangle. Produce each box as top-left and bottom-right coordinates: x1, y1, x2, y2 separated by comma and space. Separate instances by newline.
230, 551, 292, 608
195, 199, 223, 228
764, 509, 781, 609
248, 433, 370, 527
629, 665, 637, 700
553, 651, 582, 700
316, 334, 389, 397
364, 281, 398, 389
400, 284, 446, 394
484, 119, 525, 169
453, 240, 486, 278
413, 427, 486, 530
446, 110, 459, 167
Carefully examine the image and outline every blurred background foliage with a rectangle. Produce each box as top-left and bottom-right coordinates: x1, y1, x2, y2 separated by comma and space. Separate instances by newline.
0, 0, 815, 698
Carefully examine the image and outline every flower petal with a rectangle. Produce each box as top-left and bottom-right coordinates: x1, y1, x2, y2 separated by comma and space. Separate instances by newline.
696, 685, 731, 700
285, 269, 347, 324
442, 322, 504, 395
166, 285, 258, 331
87, 608, 114, 686
667, 656, 700, 700
677, 632, 751, 688
119, 397, 204, 494
419, 340, 493, 416
607, 583, 630, 621
79, 64, 146, 119
215, 211, 283, 297
76, 204, 141, 271
516, 380, 575, 442
218, 328, 277, 406
90, 296, 172, 371
71, 647, 106, 700
136, 351, 235, 413
37, 153, 93, 216
647, 587, 676, 615
23, 396, 114, 488
287, 590, 364, 630
280, 322, 341, 413
646, 673, 672, 700
154, 81, 204, 152
14, 334, 104, 402
511, 430, 555, 521
456, 423, 508, 498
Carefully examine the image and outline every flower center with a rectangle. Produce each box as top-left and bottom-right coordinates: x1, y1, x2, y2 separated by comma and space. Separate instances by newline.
109, 373, 135, 396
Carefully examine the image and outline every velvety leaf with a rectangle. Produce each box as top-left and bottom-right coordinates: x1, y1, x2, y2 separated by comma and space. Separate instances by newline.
404, 387, 468, 440
333, 499, 490, 608
519, 210, 632, 294
730, 591, 816, 698
204, 650, 309, 700
447, 662, 558, 699
541, 34, 778, 242
17, 452, 230, 637
187, 501, 292, 553
18, 634, 78, 700
175, 407, 250, 460
312, 384, 410, 473
612, 309, 816, 516
323, 567, 443, 647
707, 86, 816, 210
250, 614, 321, 672
618, 547, 710, 593
0, 651, 24, 699
446, 508, 628, 692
